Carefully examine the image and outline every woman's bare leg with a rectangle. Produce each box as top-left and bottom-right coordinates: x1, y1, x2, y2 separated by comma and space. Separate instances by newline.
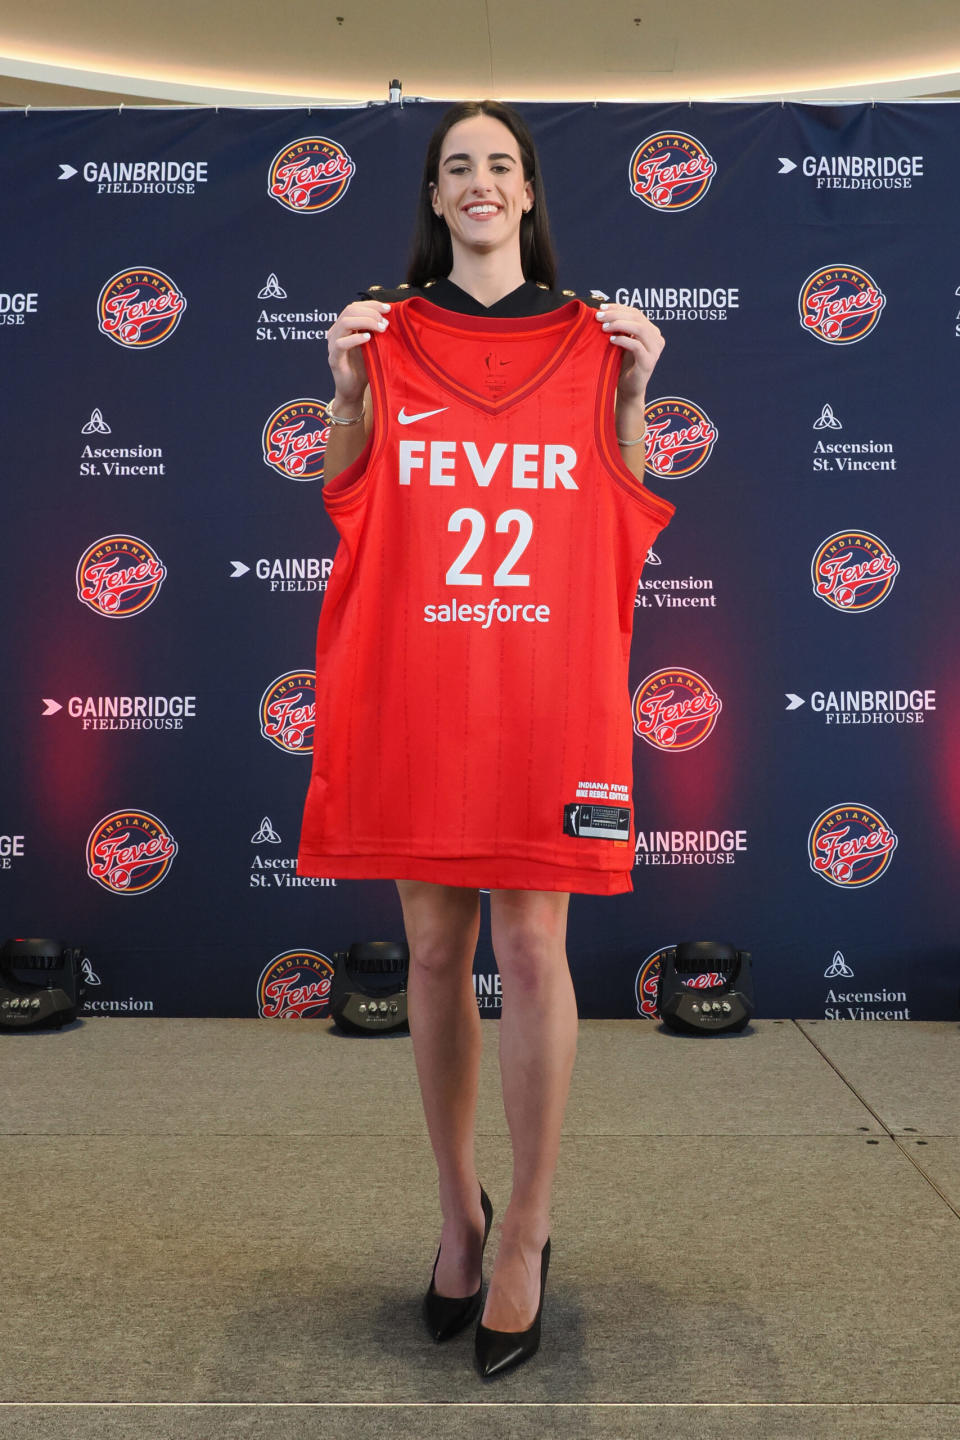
396, 878, 487, 1298
481, 888, 577, 1331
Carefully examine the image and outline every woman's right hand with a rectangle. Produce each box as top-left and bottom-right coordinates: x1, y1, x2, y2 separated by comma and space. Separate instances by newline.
327, 300, 391, 408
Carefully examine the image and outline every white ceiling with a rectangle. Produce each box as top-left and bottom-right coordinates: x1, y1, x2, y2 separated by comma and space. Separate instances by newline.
2, 0, 960, 108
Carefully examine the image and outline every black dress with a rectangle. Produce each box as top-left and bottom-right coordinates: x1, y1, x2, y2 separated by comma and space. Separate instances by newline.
360, 276, 602, 318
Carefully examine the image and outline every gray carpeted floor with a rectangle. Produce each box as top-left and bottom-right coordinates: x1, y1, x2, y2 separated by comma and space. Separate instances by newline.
1, 1016, 959, 1438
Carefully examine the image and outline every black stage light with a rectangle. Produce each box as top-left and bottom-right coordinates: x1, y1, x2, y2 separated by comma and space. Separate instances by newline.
329, 940, 409, 1035
0, 938, 87, 1031
655, 941, 754, 1035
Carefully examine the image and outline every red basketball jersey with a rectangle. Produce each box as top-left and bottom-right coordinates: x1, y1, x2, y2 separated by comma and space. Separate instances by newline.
297, 297, 675, 894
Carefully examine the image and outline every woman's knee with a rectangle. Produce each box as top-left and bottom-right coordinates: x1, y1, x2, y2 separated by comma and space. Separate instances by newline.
396, 880, 481, 975
489, 891, 570, 994
408, 933, 478, 977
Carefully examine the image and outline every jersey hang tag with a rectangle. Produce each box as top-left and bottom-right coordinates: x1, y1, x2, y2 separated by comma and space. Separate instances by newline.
563, 803, 631, 841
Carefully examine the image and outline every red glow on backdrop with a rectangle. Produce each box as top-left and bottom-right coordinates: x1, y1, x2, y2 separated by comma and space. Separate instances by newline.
636, 734, 733, 821
28, 630, 127, 834
632, 656, 740, 824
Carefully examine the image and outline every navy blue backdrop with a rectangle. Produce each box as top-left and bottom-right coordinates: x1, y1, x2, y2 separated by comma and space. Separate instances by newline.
1, 100, 957, 1021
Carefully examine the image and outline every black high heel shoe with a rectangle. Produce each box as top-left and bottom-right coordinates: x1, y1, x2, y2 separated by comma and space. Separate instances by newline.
423, 1186, 494, 1343
475, 1236, 551, 1378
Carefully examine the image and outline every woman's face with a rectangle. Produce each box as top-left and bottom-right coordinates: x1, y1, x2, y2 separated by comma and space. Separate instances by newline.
429, 114, 534, 260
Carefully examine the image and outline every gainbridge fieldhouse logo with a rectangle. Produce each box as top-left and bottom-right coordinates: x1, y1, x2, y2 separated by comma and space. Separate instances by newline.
86, 809, 178, 894
260, 671, 316, 754
76, 535, 166, 617
628, 133, 716, 212
268, 137, 355, 214
97, 267, 186, 347
812, 530, 899, 613
633, 668, 722, 751
262, 399, 330, 480
808, 804, 898, 888
799, 265, 886, 344
643, 397, 717, 478
258, 950, 334, 1017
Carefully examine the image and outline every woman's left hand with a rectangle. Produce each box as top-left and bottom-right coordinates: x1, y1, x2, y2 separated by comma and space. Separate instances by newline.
595, 303, 665, 402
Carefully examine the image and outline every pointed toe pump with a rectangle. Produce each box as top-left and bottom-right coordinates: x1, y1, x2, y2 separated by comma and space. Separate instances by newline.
475, 1236, 551, 1379
423, 1186, 494, 1343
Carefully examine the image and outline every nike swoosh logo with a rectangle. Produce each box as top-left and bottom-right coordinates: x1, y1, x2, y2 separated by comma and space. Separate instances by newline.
397, 406, 448, 425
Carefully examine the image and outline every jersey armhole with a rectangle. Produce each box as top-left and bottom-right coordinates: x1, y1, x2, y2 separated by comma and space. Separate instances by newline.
594, 346, 676, 530
322, 337, 389, 512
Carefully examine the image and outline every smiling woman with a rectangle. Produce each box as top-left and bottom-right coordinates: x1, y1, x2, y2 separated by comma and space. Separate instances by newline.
405, 100, 555, 302
296, 98, 674, 1382
417, 105, 544, 303
425, 114, 536, 304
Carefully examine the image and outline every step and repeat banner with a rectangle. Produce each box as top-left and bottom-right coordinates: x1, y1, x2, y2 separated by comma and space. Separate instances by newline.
1, 101, 957, 1021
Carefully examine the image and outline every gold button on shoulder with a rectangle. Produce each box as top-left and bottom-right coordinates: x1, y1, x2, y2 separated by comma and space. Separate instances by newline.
398, 283, 410, 289
424, 279, 437, 288
368, 284, 382, 292
535, 282, 549, 290
562, 289, 575, 296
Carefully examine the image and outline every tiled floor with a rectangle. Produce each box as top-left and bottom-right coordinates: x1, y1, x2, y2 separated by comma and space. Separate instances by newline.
1, 1016, 958, 1437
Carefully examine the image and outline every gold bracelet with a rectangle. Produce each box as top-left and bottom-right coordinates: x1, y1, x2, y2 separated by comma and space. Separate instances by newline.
617, 433, 645, 447
326, 401, 364, 426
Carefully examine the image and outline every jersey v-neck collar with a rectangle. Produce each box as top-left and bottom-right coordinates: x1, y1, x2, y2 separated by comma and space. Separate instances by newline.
393, 296, 588, 416
423, 277, 546, 316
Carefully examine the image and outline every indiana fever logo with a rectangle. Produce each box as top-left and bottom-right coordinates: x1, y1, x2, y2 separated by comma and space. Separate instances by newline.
799, 265, 886, 344
260, 671, 316, 753
268, 137, 355, 214
812, 530, 899, 612
808, 804, 898, 888
76, 535, 166, 618
262, 399, 330, 480
86, 809, 178, 894
628, 132, 716, 212
633, 668, 722, 751
258, 950, 334, 1018
643, 397, 717, 477
636, 947, 667, 1017
97, 267, 186, 347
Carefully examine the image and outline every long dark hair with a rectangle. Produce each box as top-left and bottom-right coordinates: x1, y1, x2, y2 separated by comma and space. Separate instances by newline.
405, 100, 558, 290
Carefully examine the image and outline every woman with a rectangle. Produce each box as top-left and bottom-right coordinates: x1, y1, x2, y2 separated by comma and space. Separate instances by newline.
299, 100, 671, 1377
